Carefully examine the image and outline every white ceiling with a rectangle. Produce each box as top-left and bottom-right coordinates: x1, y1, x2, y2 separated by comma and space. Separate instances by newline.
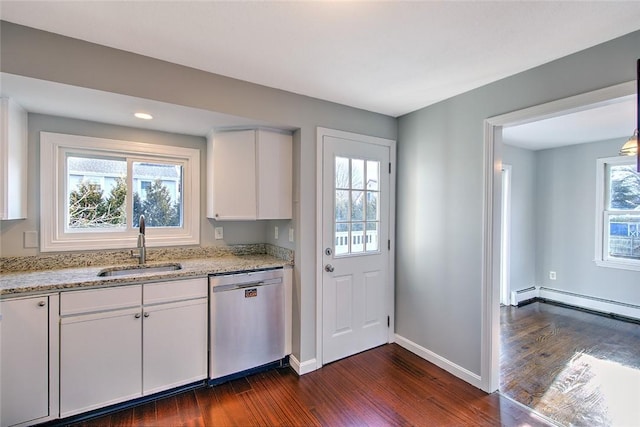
503, 96, 637, 150
0, 1, 639, 144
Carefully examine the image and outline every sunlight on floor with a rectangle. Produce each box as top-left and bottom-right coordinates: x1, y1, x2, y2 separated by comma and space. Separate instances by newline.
537, 352, 640, 426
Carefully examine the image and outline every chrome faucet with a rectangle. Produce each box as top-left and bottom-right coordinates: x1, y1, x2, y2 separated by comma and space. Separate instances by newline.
132, 214, 146, 264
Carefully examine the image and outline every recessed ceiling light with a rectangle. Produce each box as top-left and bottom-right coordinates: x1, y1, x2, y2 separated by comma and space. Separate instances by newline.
134, 112, 153, 120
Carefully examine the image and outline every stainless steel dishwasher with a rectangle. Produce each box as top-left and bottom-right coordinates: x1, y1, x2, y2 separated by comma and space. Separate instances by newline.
209, 268, 286, 382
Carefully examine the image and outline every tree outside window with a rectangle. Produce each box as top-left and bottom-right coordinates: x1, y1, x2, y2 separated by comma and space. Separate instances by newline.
67, 157, 182, 230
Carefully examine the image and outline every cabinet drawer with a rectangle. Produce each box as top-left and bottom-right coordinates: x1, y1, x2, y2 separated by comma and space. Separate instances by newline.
143, 278, 207, 305
61, 285, 141, 316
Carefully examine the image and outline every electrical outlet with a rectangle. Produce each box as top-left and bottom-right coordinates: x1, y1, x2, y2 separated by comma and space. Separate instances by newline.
274, 226, 279, 240
549, 271, 556, 280
288, 227, 294, 242
214, 227, 224, 240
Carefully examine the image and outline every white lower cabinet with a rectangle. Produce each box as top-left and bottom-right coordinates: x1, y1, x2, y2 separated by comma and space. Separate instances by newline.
1, 294, 59, 427
142, 298, 208, 395
59, 278, 208, 418
60, 285, 142, 417
60, 306, 143, 417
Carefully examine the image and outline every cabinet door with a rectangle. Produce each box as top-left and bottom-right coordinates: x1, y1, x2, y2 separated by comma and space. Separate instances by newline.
208, 130, 257, 220
0, 98, 28, 220
142, 298, 208, 395
1, 297, 49, 427
60, 307, 142, 418
256, 130, 292, 219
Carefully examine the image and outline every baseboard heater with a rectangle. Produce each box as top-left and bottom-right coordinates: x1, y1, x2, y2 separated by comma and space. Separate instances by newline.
511, 286, 640, 324
511, 286, 537, 306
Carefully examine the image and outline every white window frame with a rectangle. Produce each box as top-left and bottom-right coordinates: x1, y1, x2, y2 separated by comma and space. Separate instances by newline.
40, 132, 200, 252
594, 155, 640, 271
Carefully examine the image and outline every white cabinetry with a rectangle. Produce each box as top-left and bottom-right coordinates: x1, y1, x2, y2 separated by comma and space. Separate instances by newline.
1, 294, 59, 427
59, 278, 208, 418
60, 285, 142, 417
0, 98, 28, 220
142, 279, 208, 395
207, 129, 292, 220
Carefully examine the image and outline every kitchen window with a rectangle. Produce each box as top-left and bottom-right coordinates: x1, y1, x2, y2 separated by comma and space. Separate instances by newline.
595, 156, 640, 271
41, 132, 200, 252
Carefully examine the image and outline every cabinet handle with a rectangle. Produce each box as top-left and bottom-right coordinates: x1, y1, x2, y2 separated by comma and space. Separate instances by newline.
38, 301, 46, 307
143, 312, 150, 318
134, 313, 141, 319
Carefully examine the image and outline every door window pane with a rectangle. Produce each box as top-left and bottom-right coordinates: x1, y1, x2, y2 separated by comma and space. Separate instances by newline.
335, 223, 349, 256
352, 159, 364, 190
336, 157, 349, 189
335, 190, 349, 221
367, 161, 379, 190
352, 222, 364, 253
366, 222, 379, 251
333, 156, 381, 256
351, 191, 364, 221
366, 191, 379, 221
133, 162, 183, 228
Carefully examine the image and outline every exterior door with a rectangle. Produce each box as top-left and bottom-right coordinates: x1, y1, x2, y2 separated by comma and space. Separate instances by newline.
321, 130, 392, 364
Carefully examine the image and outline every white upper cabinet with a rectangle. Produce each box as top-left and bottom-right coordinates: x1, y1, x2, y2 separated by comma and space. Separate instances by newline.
207, 129, 292, 220
0, 97, 28, 220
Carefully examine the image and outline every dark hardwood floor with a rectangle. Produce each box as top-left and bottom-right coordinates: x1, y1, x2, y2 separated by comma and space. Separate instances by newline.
66, 344, 550, 427
500, 301, 640, 427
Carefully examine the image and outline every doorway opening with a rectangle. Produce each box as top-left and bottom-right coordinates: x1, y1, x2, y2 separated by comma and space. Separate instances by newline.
483, 81, 639, 424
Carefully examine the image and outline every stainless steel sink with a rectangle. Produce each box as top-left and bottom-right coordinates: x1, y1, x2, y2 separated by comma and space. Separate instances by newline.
98, 263, 182, 277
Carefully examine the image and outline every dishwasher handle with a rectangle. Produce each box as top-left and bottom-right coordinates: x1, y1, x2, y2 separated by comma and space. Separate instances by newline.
212, 277, 281, 293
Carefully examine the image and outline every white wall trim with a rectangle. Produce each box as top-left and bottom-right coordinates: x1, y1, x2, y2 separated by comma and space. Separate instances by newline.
395, 334, 482, 390
288, 354, 318, 376
481, 80, 635, 393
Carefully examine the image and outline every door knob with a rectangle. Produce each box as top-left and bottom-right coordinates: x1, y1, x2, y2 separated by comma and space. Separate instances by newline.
324, 264, 334, 273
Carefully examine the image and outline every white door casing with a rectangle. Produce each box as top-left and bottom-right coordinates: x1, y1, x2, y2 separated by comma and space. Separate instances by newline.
500, 164, 512, 306
481, 81, 635, 393
316, 127, 396, 367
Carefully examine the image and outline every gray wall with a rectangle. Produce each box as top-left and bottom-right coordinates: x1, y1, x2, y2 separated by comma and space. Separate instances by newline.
535, 138, 640, 305
502, 144, 536, 292
0, 22, 397, 365
504, 139, 640, 306
397, 31, 640, 375
0, 113, 271, 257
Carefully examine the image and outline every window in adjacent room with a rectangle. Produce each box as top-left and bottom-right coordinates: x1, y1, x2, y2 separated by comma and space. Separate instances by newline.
595, 156, 640, 270
41, 132, 199, 252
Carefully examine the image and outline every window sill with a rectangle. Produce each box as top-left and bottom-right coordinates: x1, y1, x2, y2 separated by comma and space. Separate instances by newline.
594, 259, 640, 272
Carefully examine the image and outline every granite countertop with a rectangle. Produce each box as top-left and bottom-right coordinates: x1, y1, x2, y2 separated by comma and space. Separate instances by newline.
0, 254, 292, 297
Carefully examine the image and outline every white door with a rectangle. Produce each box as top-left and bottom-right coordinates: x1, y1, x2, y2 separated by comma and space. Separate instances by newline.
321, 130, 393, 364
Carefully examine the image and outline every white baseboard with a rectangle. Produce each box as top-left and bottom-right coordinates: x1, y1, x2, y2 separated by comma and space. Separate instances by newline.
539, 287, 640, 320
289, 354, 317, 376
394, 334, 482, 390
510, 286, 537, 305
